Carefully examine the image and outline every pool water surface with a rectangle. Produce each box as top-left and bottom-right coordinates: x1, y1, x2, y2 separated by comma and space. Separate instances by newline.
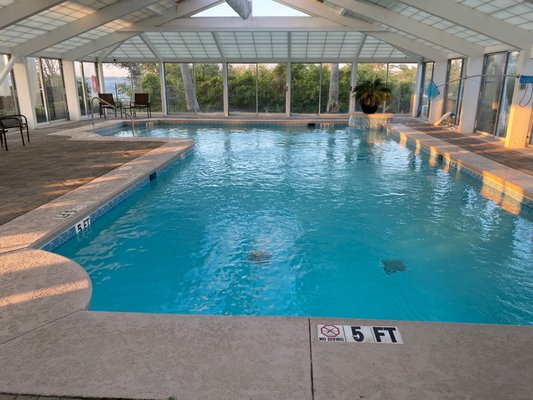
55, 125, 533, 324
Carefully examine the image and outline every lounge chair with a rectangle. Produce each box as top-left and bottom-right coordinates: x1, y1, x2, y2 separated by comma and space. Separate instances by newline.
0, 114, 29, 151
130, 93, 151, 118
98, 93, 120, 118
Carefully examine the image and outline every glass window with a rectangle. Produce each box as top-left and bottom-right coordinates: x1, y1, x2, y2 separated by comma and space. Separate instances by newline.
28, 57, 47, 123
28, 57, 68, 123
387, 63, 418, 115
165, 63, 223, 113
291, 63, 321, 114
75, 61, 99, 116
83, 62, 99, 113
194, 63, 223, 113
476, 51, 519, 137
228, 63, 257, 113
102, 63, 161, 112
495, 52, 518, 138
165, 63, 188, 113
0, 54, 18, 116
74, 62, 86, 116
258, 64, 285, 113
137, 63, 161, 112
41, 58, 68, 121
418, 62, 434, 118
102, 63, 131, 105
443, 58, 465, 124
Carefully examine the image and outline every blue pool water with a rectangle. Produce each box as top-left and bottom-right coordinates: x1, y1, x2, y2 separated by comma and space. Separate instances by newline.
56, 124, 533, 324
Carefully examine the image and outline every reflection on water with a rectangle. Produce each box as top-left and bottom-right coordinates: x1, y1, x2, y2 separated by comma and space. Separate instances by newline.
60, 125, 533, 324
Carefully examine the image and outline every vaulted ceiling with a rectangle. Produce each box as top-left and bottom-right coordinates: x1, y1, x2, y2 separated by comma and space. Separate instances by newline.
0, 0, 531, 64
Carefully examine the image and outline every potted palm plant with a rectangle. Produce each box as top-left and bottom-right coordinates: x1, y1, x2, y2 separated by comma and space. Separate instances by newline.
352, 76, 392, 114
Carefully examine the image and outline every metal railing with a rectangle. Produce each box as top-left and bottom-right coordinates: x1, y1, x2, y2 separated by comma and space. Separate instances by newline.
90, 97, 135, 136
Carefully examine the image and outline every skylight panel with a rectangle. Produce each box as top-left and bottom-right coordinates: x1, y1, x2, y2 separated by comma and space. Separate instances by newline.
193, 0, 309, 17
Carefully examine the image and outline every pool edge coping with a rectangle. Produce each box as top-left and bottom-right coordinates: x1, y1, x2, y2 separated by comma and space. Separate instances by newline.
388, 124, 533, 209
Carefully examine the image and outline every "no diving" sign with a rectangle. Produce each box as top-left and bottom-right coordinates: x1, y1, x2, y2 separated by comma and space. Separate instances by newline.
317, 324, 403, 344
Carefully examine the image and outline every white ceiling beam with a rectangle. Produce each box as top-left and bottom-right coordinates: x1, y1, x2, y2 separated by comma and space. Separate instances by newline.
212, 32, 226, 60
329, 0, 485, 56
274, 0, 383, 31
64, 32, 136, 61
0, 56, 16, 86
13, 0, 162, 57
276, 0, 446, 60
368, 32, 445, 61
99, 57, 415, 64
99, 42, 124, 61
124, 16, 353, 32
140, 34, 163, 61
62, 0, 221, 61
0, 0, 66, 30
397, 0, 532, 50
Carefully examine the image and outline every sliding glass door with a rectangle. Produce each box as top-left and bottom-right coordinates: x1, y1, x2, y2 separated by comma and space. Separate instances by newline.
443, 58, 465, 125
475, 51, 518, 138
29, 57, 68, 123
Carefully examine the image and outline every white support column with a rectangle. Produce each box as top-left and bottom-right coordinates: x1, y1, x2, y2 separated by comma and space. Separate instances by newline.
285, 61, 291, 117
159, 62, 167, 115
505, 52, 533, 148
428, 59, 448, 124
62, 60, 81, 121
458, 55, 484, 133
412, 62, 424, 117
223, 62, 229, 117
97, 62, 105, 95
349, 62, 358, 113
12, 59, 37, 129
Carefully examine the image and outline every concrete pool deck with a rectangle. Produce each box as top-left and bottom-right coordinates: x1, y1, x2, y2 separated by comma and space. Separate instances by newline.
1, 117, 532, 399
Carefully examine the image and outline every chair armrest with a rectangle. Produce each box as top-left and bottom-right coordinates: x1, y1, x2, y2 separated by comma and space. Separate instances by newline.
0, 115, 24, 128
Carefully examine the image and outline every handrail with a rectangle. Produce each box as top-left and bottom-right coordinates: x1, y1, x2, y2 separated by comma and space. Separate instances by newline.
89, 97, 135, 136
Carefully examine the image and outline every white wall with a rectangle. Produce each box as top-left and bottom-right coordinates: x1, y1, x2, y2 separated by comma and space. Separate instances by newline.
505, 53, 533, 148
458, 56, 484, 134
62, 60, 81, 121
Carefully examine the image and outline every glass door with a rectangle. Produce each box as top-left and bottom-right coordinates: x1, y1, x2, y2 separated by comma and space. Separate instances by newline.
443, 58, 465, 125
30, 57, 68, 122
475, 51, 518, 138
0, 54, 18, 116
418, 62, 434, 118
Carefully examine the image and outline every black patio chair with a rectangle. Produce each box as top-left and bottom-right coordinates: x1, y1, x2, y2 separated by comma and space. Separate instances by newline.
0, 114, 29, 151
98, 93, 120, 118
130, 93, 151, 118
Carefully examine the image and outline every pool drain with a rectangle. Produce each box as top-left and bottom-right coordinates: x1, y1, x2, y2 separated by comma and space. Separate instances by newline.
382, 259, 407, 274
247, 250, 272, 264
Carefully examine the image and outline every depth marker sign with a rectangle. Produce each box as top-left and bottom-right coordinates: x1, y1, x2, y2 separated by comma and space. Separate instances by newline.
317, 324, 403, 344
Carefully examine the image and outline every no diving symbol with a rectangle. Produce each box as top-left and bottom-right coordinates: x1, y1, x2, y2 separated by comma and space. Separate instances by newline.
320, 325, 340, 338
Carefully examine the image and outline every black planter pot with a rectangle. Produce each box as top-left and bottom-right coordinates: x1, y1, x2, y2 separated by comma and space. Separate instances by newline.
360, 102, 379, 114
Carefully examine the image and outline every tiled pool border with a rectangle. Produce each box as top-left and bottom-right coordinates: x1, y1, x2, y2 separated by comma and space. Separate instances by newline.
388, 124, 533, 210
40, 146, 193, 252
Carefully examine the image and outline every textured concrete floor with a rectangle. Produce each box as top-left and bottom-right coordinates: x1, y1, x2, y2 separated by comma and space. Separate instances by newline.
0, 124, 162, 225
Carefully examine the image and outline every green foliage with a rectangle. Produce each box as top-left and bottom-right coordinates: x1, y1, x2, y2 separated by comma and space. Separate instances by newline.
228, 64, 256, 112
291, 64, 321, 113
106, 62, 417, 115
195, 64, 223, 112
142, 73, 162, 112
353, 76, 392, 108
